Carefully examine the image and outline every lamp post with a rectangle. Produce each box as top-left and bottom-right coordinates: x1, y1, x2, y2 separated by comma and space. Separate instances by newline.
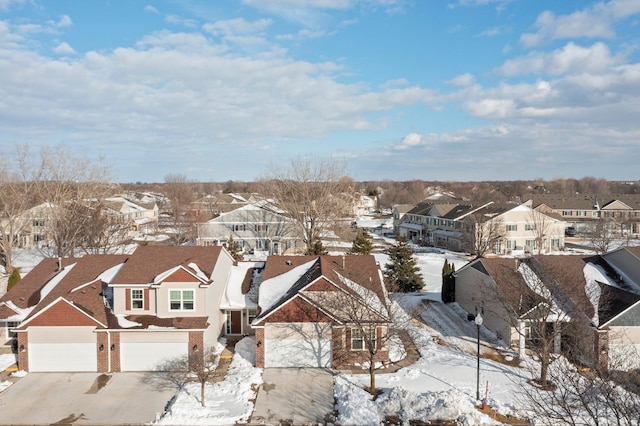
474, 311, 483, 402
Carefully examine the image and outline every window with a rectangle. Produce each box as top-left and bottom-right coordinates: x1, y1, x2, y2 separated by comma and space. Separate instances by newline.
169, 290, 194, 311
525, 224, 536, 231
131, 289, 144, 309
506, 240, 517, 250
232, 224, 246, 232
551, 238, 560, 248
525, 240, 536, 249
32, 219, 45, 227
562, 211, 573, 216
247, 309, 257, 324
351, 326, 376, 351
577, 211, 587, 217
506, 224, 517, 232
254, 224, 268, 232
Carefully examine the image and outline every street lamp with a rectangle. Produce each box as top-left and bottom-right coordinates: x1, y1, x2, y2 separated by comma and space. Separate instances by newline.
474, 311, 483, 402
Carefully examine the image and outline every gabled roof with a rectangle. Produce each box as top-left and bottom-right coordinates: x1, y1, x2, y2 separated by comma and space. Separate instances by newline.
1, 255, 128, 326
111, 246, 222, 284
254, 255, 387, 325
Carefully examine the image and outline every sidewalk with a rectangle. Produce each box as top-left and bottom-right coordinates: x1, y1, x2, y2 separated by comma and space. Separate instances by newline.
211, 338, 238, 382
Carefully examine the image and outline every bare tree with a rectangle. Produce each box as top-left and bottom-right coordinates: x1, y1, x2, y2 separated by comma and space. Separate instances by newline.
586, 217, 620, 255
463, 213, 505, 257
258, 156, 352, 254
0, 145, 40, 273
34, 145, 114, 258
515, 345, 640, 425
153, 346, 221, 408
77, 201, 131, 255
163, 173, 196, 244
527, 209, 556, 255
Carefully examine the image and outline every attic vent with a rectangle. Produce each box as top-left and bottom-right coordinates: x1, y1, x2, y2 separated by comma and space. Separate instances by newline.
286, 260, 292, 266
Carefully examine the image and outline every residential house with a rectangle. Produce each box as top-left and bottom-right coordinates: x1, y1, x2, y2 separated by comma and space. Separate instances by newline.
464, 203, 566, 255
190, 193, 252, 222
396, 201, 565, 255
0, 246, 236, 372
341, 191, 377, 216
102, 196, 159, 233
0, 203, 57, 250
252, 255, 391, 369
455, 248, 640, 370
196, 202, 304, 255
532, 194, 640, 234
392, 204, 414, 235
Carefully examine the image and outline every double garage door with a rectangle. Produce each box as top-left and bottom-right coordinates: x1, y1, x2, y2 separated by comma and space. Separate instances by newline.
264, 322, 332, 368
120, 331, 188, 371
29, 326, 97, 372
28, 327, 189, 372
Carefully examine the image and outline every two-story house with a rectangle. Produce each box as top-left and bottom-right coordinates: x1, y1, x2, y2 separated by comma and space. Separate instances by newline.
196, 202, 304, 256
0, 246, 236, 372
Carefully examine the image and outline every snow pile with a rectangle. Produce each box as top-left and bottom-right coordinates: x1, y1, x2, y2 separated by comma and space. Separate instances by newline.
583, 262, 606, 325
334, 375, 381, 425
0, 381, 12, 392
0, 353, 17, 370
116, 315, 142, 328
157, 337, 262, 425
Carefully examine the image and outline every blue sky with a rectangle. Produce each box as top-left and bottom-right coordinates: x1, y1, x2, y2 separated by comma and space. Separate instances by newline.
1, 0, 639, 183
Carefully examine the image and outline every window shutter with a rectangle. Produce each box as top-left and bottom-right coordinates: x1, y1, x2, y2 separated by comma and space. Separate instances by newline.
143, 289, 149, 311
126, 289, 131, 310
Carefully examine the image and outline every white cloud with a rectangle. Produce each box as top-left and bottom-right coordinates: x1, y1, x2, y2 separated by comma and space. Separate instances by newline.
204, 18, 273, 37
0, 0, 25, 12
447, 73, 476, 87
520, 0, 640, 47
497, 42, 624, 76
144, 5, 160, 14
165, 14, 197, 28
53, 41, 75, 55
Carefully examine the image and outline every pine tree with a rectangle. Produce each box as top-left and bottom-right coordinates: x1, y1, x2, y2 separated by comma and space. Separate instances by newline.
384, 236, 424, 292
7, 268, 21, 291
226, 235, 244, 263
306, 239, 328, 255
441, 259, 455, 303
348, 229, 373, 255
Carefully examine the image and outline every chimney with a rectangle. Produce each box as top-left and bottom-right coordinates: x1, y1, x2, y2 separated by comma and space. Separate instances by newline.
342, 255, 345, 269
58, 257, 63, 271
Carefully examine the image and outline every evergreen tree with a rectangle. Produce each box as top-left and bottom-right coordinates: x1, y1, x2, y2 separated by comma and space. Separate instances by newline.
226, 235, 244, 263
441, 259, 456, 303
384, 236, 424, 292
7, 268, 21, 291
348, 229, 373, 255
306, 239, 328, 255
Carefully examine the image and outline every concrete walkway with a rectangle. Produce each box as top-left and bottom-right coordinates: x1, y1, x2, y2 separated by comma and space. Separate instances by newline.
250, 368, 335, 425
211, 338, 237, 383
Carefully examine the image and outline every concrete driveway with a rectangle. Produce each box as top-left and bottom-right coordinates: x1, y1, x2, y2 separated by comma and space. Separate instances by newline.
251, 368, 335, 425
0, 372, 177, 425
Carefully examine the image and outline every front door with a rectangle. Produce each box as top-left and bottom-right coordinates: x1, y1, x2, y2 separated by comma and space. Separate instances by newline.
226, 311, 242, 334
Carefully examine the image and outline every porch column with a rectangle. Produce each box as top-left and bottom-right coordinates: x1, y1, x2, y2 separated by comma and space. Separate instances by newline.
517, 321, 526, 358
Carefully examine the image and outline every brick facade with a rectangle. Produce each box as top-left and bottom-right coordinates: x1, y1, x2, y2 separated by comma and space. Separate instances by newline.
110, 332, 121, 372
189, 331, 205, 367
255, 328, 264, 368
97, 332, 109, 372
17, 332, 28, 371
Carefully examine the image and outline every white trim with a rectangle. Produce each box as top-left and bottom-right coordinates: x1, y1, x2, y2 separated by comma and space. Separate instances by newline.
168, 288, 196, 312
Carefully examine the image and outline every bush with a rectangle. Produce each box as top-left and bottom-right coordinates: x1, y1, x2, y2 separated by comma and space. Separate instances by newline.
7, 268, 21, 291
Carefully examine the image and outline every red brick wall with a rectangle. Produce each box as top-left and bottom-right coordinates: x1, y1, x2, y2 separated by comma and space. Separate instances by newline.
189, 331, 204, 367
17, 332, 28, 372
97, 332, 109, 372
333, 326, 390, 369
110, 332, 121, 372
255, 328, 264, 368
26, 300, 100, 327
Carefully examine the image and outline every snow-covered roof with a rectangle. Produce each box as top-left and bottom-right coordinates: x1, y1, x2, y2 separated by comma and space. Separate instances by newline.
220, 262, 260, 310
258, 259, 317, 312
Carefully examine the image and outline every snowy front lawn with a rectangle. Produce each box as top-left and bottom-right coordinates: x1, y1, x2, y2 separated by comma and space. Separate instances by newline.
156, 337, 262, 425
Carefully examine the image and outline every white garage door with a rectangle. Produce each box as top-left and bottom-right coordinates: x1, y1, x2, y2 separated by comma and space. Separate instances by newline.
120, 332, 188, 371
29, 327, 97, 372
264, 323, 332, 368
